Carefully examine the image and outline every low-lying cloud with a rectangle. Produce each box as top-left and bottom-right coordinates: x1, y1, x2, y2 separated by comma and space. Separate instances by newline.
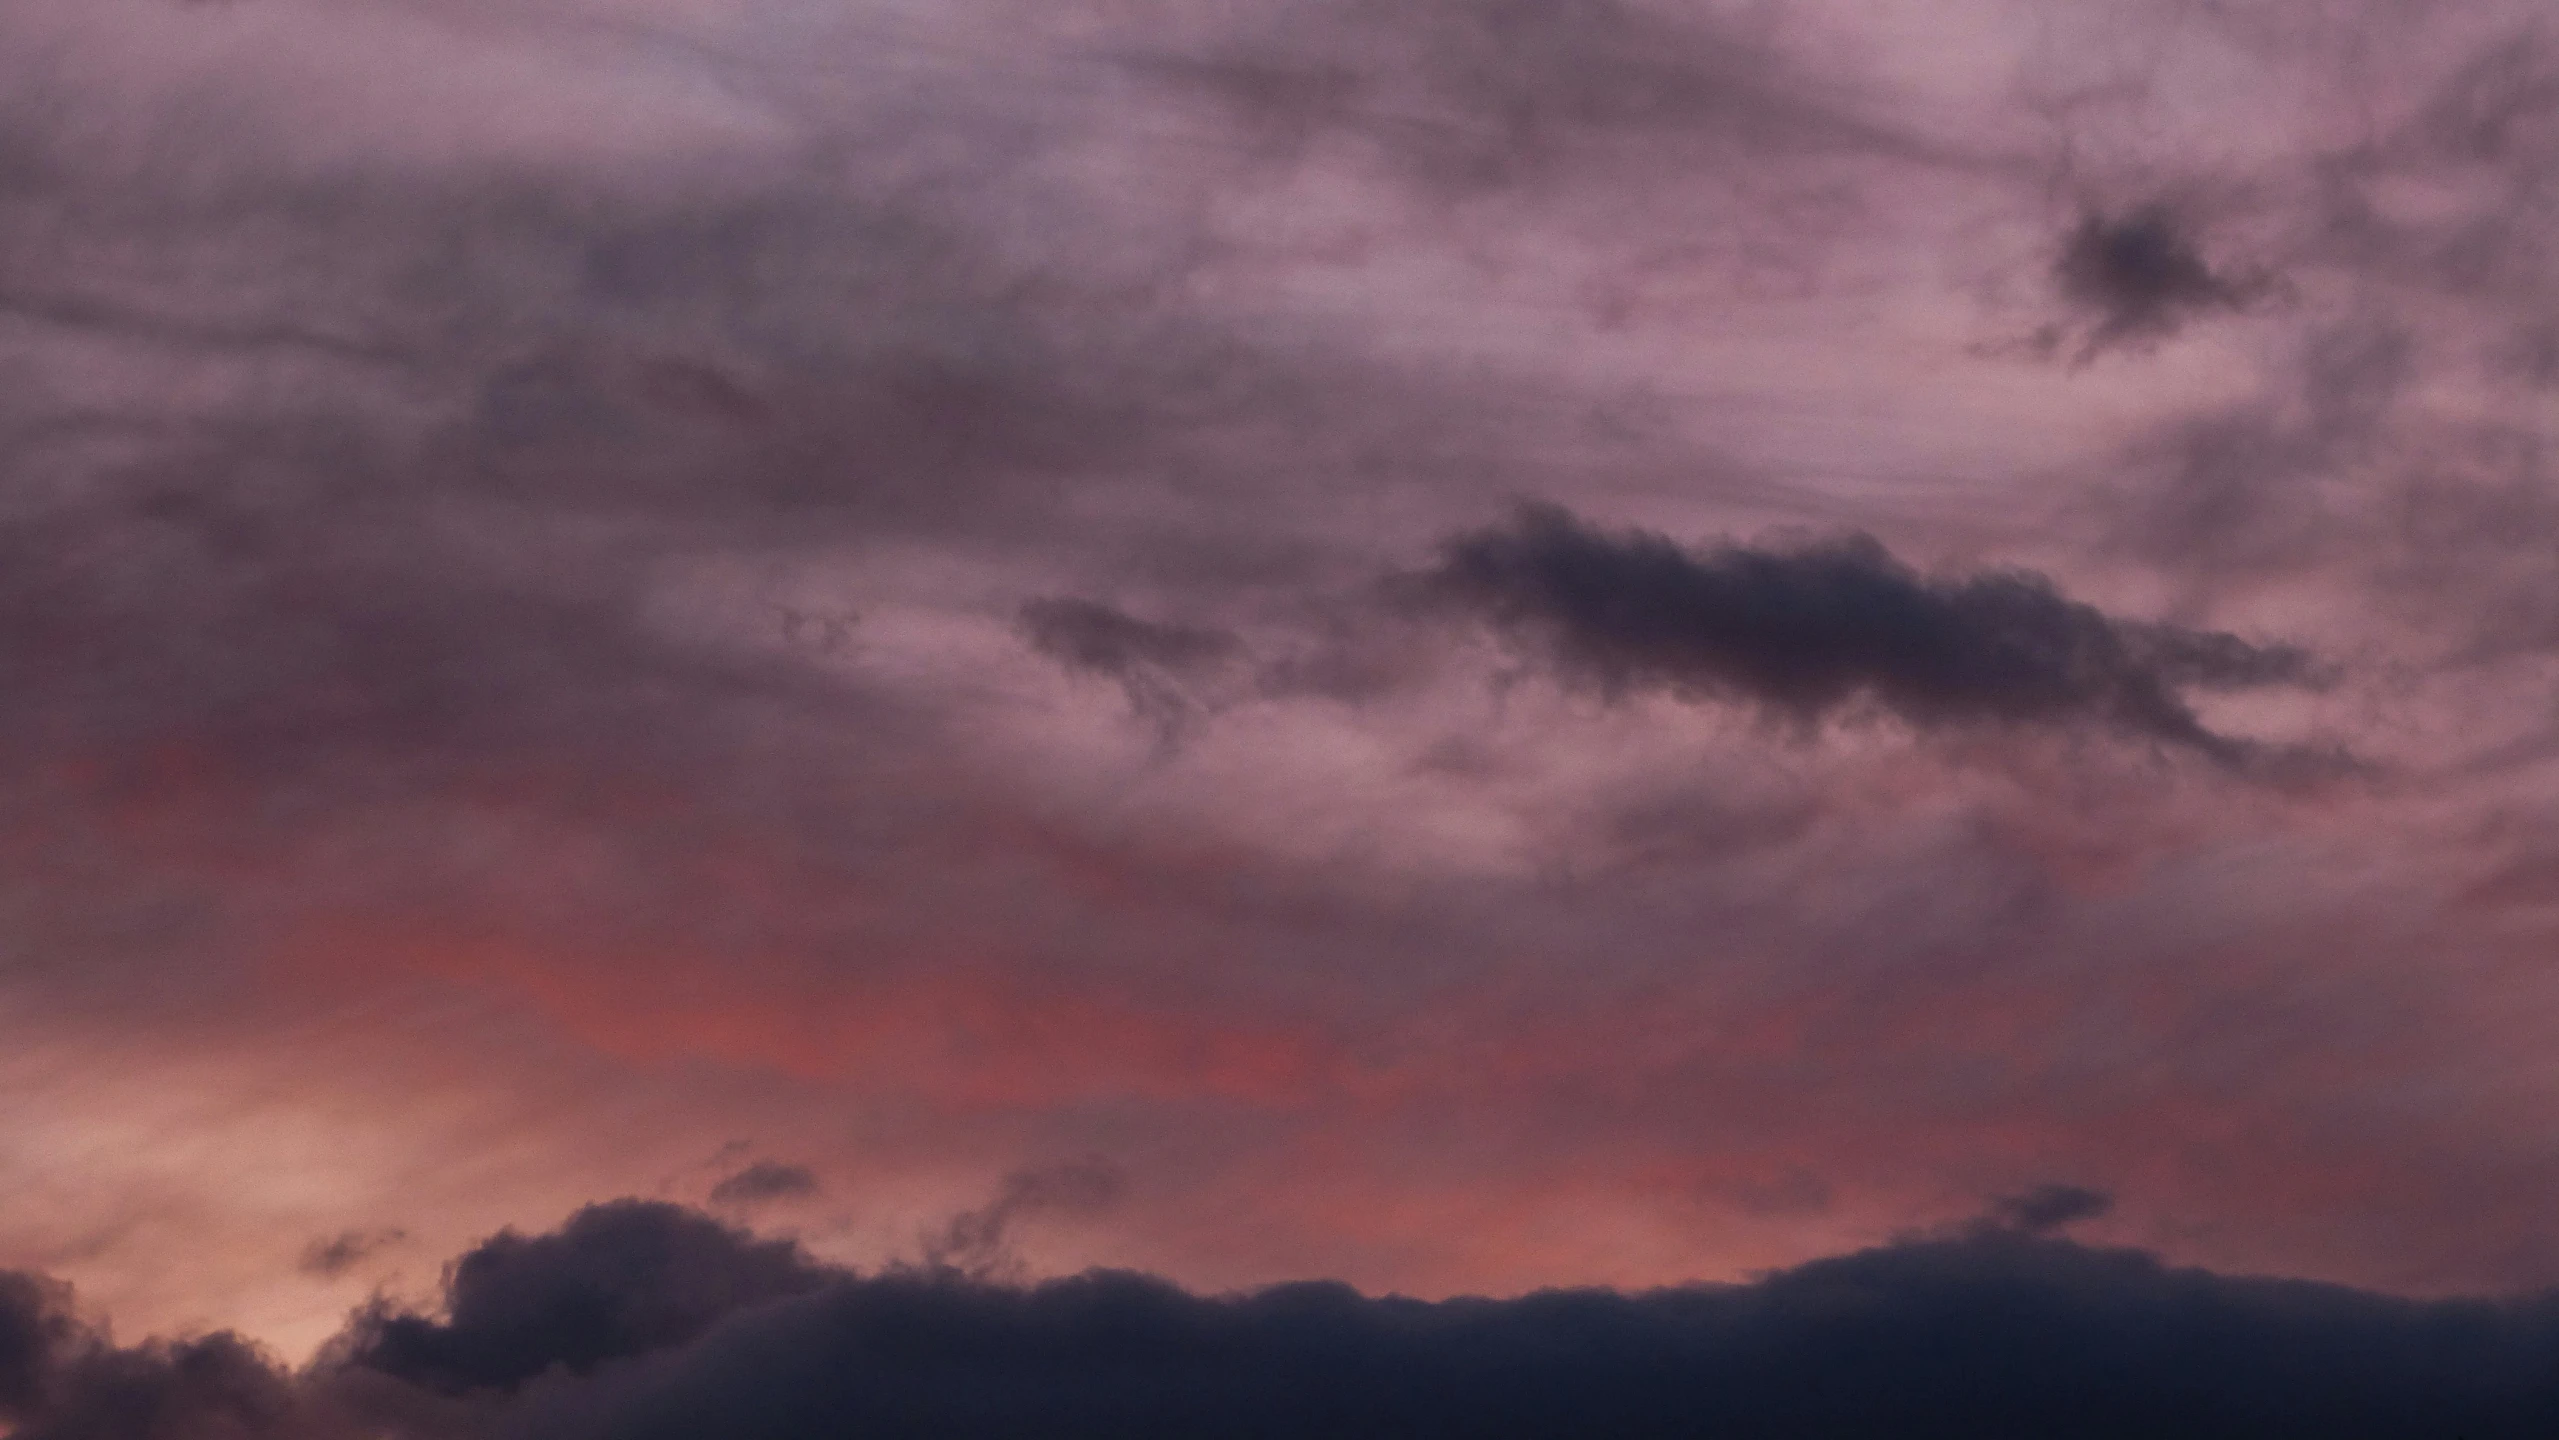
13, 1201, 2559, 1438
348, 1203, 825, 1396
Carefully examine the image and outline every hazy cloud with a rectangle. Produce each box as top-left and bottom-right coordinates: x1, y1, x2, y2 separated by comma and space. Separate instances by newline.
0, 1272, 312, 1440
923, 1159, 1126, 1280
707, 1162, 821, 1209
1986, 1183, 2116, 1236
300, 1230, 408, 1280
0, 1272, 72, 1417
348, 1202, 824, 1396
12, 0, 2559, 1366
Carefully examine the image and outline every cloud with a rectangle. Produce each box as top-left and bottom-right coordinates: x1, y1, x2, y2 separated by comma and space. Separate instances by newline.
524, 1231, 2559, 1440
2053, 204, 2265, 356
27, 1202, 2559, 1438
1985, 1183, 2115, 1236
345, 1201, 825, 1396
923, 1158, 1127, 1280
0, 1271, 314, 1440
707, 1163, 821, 1209
1020, 599, 1241, 680
1416, 503, 2323, 762
0, 1271, 74, 1417
300, 1230, 408, 1280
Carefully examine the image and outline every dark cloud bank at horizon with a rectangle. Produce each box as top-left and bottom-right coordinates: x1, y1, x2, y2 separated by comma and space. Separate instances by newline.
12, 1199, 2559, 1439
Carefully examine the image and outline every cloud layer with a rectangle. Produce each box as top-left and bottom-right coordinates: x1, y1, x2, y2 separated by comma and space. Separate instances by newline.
5, 0, 2559, 1368
15, 1204, 2559, 1439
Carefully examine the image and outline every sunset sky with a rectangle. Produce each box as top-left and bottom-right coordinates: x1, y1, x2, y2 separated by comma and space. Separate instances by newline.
8, 0, 2559, 1430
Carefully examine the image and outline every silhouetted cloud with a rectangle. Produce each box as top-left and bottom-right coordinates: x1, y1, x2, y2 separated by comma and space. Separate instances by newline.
543, 1241, 2559, 1439
204, 1205, 2559, 1436
707, 1163, 821, 1209
0, 1271, 315, 1440
14, 1198, 2559, 1437
1419, 504, 2322, 761
346, 1202, 825, 1395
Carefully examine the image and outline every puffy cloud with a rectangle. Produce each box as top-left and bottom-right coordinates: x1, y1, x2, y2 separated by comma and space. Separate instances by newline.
298, 1231, 407, 1281
345, 1201, 824, 1396
1135, 0, 1970, 195
922, 1158, 1126, 1280
529, 1232, 2559, 1440
1984, 1183, 2114, 1236
0, 1270, 321, 1440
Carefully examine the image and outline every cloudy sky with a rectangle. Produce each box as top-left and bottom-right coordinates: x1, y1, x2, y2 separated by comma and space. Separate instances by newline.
7, 0, 2559, 1427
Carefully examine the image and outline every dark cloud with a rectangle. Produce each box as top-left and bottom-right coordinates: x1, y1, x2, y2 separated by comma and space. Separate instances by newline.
2054, 204, 2264, 356
12, 0, 2559, 1354
1987, 1183, 2115, 1236
0, 1271, 75, 1417
707, 1163, 821, 1208
301, 1230, 408, 1280
0, 13, 1240, 810
2093, 23, 2559, 624
346, 1201, 825, 1396
42, 1333, 309, 1440
337, 1205, 2559, 1439
16, 1198, 2559, 1438
1417, 503, 2323, 762
1020, 599, 1240, 681
0, 1271, 317, 1440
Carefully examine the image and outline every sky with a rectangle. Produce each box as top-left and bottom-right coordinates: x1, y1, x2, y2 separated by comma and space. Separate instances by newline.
6, 0, 2559, 1432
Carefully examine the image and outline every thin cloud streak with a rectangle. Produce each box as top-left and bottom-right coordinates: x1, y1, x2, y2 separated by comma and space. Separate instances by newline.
15, 1203, 2559, 1438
